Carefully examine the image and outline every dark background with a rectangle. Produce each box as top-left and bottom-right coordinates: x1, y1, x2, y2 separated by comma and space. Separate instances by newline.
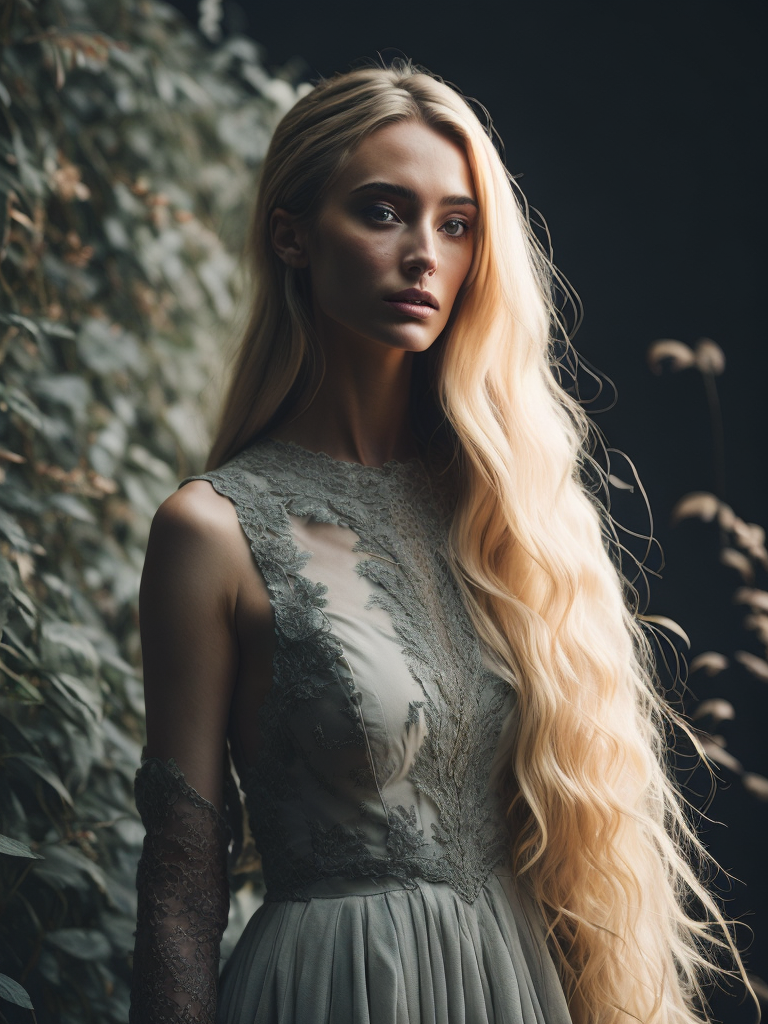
171, 0, 768, 1000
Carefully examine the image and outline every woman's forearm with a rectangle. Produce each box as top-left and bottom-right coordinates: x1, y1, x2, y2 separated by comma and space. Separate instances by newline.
129, 757, 230, 1024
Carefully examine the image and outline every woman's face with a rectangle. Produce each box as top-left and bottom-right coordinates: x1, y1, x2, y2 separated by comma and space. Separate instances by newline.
277, 120, 478, 356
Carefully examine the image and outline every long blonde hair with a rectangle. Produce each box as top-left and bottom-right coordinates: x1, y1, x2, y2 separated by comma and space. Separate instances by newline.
207, 63, 753, 1022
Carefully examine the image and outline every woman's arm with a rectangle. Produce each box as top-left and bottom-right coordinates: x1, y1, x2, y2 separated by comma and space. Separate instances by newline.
129, 481, 253, 1024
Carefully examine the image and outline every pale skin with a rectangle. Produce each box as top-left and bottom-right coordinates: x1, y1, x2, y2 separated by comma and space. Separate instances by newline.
140, 121, 477, 809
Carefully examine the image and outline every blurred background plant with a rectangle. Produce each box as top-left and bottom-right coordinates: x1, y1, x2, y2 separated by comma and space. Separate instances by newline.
647, 336, 768, 1008
0, 1, 306, 1019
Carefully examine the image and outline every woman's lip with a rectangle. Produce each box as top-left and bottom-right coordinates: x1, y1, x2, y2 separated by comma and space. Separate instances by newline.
384, 300, 436, 320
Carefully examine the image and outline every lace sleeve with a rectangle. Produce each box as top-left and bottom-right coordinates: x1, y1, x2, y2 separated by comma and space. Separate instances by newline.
129, 757, 231, 1024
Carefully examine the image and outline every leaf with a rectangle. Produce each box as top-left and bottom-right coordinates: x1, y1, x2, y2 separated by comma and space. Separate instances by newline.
0, 448, 26, 464
0, 313, 43, 341
45, 927, 111, 960
34, 843, 108, 895
0, 508, 33, 553
6, 753, 74, 807
647, 339, 696, 374
717, 503, 737, 530
36, 948, 60, 986
0, 663, 42, 703
49, 671, 103, 719
10, 583, 39, 629
0, 384, 42, 430
0, 557, 15, 631
694, 337, 726, 375
692, 699, 735, 724
670, 492, 721, 525
742, 773, 768, 800
734, 650, 768, 682
734, 588, 768, 613
746, 974, 768, 1000
720, 547, 754, 583
126, 444, 174, 481
689, 652, 729, 676
732, 518, 764, 546
32, 373, 91, 425
41, 620, 100, 679
636, 614, 691, 648
76, 316, 147, 375
49, 492, 97, 524
0, 973, 33, 1009
699, 737, 743, 773
0, 833, 42, 859
38, 320, 76, 340
744, 613, 768, 645
1, 623, 38, 665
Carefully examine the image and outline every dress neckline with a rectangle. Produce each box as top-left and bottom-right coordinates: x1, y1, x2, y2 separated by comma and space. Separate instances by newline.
256, 436, 425, 475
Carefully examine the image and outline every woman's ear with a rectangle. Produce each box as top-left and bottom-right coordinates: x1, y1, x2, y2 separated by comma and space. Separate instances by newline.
270, 209, 309, 268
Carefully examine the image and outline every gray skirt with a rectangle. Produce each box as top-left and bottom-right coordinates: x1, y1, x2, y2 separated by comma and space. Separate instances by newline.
216, 872, 572, 1024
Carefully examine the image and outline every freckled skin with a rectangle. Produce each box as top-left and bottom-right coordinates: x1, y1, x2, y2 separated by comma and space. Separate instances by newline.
301, 121, 478, 358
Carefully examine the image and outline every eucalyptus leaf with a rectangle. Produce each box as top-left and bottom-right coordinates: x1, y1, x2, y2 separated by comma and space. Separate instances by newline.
0, 833, 42, 859
1, 313, 43, 340
32, 374, 91, 424
0, 973, 33, 1009
49, 492, 97, 525
7, 753, 75, 807
35, 843, 108, 895
45, 927, 111, 960
38, 320, 76, 340
1, 623, 39, 666
46, 673, 102, 727
0, 508, 32, 552
0, 384, 42, 430
41, 620, 100, 679
0, 557, 15, 631
35, 948, 61, 986
126, 443, 174, 481
77, 317, 148, 376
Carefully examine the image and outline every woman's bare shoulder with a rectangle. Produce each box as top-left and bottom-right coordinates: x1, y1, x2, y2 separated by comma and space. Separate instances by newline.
153, 478, 238, 535
144, 479, 272, 625
144, 480, 251, 594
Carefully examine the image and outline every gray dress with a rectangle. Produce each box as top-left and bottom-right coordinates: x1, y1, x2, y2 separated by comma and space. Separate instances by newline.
181, 437, 572, 1024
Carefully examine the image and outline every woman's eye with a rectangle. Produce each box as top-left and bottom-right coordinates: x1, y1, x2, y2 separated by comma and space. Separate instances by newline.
366, 204, 397, 223
442, 219, 469, 237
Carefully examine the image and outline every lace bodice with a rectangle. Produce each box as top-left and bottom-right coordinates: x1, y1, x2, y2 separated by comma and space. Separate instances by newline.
182, 438, 515, 905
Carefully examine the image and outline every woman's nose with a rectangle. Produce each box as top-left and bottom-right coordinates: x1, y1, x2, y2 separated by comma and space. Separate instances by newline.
403, 224, 438, 278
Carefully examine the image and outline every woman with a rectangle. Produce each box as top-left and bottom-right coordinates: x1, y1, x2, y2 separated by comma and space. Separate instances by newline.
129, 62, 751, 1023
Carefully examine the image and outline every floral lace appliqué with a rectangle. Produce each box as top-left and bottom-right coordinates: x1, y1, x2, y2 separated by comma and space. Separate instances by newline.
183, 439, 513, 905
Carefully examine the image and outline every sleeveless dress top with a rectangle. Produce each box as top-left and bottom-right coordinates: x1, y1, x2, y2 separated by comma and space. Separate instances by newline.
180, 437, 572, 1024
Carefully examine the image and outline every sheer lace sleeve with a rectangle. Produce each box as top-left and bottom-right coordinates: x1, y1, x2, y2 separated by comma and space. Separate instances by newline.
129, 757, 231, 1024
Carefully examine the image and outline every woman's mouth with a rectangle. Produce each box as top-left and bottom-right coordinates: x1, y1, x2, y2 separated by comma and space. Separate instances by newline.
384, 300, 436, 320
383, 288, 439, 320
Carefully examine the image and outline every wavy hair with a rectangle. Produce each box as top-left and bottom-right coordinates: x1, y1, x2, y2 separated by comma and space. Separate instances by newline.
206, 63, 753, 1022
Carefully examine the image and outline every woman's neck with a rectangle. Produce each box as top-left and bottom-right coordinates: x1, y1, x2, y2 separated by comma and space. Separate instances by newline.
267, 340, 419, 468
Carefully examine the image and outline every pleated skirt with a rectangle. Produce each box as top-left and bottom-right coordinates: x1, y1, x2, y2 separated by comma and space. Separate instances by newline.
215, 872, 572, 1024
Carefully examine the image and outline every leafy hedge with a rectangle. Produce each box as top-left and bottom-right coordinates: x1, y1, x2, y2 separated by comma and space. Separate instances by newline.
0, 2, 304, 1019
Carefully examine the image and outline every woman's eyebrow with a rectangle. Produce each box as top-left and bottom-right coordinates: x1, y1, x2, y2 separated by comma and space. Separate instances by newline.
350, 181, 478, 209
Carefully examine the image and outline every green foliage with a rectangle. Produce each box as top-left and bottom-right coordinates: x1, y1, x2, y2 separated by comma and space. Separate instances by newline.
0, 1, 303, 1018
